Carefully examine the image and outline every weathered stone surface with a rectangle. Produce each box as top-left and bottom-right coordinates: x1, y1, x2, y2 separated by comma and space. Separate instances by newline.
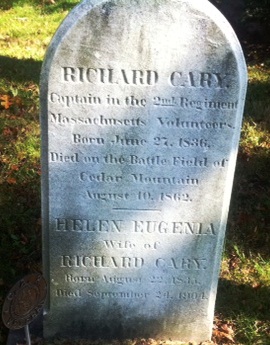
40, 0, 247, 342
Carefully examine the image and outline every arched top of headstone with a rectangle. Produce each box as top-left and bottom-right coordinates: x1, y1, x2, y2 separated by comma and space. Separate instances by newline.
41, 0, 247, 94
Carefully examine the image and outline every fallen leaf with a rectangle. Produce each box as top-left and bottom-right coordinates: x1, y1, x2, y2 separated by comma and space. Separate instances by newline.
7, 177, 17, 184
10, 164, 19, 171
220, 323, 234, 335
3, 127, 13, 137
213, 329, 235, 343
213, 318, 235, 344
0, 95, 13, 109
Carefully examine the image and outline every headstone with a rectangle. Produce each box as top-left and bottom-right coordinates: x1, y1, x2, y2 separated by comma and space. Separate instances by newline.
40, 0, 247, 342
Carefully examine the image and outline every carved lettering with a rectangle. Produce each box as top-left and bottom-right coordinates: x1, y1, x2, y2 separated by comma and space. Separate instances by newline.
60, 255, 144, 268
157, 117, 235, 130
159, 192, 192, 202
54, 218, 123, 232
155, 258, 207, 270
125, 95, 147, 107
150, 276, 201, 286
49, 93, 101, 107
62, 67, 158, 85
80, 172, 123, 183
129, 155, 168, 166
87, 291, 150, 299
73, 134, 105, 145
56, 289, 81, 297
103, 275, 142, 285
55, 218, 215, 235
50, 113, 146, 126
86, 192, 129, 201
172, 157, 208, 167
65, 274, 95, 283
178, 292, 207, 300
133, 221, 215, 235
169, 71, 228, 88
50, 152, 79, 163
130, 173, 199, 185
111, 135, 147, 146
103, 240, 136, 249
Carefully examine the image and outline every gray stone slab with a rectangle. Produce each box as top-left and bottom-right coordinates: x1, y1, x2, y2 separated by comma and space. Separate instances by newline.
40, 0, 247, 342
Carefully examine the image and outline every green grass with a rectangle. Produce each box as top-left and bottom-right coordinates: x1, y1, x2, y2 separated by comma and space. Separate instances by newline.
0, 2, 74, 60
214, 63, 270, 344
0, 1, 79, 343
216, 250, 270, 344
1, 2, 270, 345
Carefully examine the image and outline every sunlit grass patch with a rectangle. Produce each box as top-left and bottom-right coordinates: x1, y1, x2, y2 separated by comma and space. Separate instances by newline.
248, 64, 270, 83
245, 64, 270, 123
222, 247, 270, 287
0, 84, 40, 184
240, 119, 270, 154
0, 3, 72, 60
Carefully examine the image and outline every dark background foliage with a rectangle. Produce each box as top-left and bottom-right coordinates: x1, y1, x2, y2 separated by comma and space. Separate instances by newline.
210, 0, 270, 43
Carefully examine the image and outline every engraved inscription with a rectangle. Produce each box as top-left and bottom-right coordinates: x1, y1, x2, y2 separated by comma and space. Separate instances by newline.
133, 221, 215, 235
86, 192, 129, 201
169, 71, 228, 88
155, 258, 207, 270
59, 255, 207, 270
130, 174, 199, 185
54, 288, 209, 301
54, 218, 216, 235
61, 67, 230, 89
103, 275, 142, 285
87, 291, 150, 299
150, 276, 200, 286
103, 240, 136, 249
110, 135, 147, 146
79, 172, 123, 183
50, 94, 101, 107
157, 118, 235, 130
125, 155, 168, 166
65, 274, 95, 283
50, 112, 146, 126
55, 218, 123, 232
56, 289, 81, 298
50, 152, 79, 162
62, 67, 159, 85
153, 96, 237, 110
73, 134, 105, 145
60, 255, 144, 268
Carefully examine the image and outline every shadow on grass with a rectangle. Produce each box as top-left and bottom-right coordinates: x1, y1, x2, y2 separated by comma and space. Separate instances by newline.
216, 278, 270, 343
226, 149, 270, 258
0, 176, 42, 342
225, 75, 270, 258
0, 177, 41, 277
0, 55, 42, 84
0, 0, 19, 10
245, 84, 270, 123
217, 278, 270, 320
